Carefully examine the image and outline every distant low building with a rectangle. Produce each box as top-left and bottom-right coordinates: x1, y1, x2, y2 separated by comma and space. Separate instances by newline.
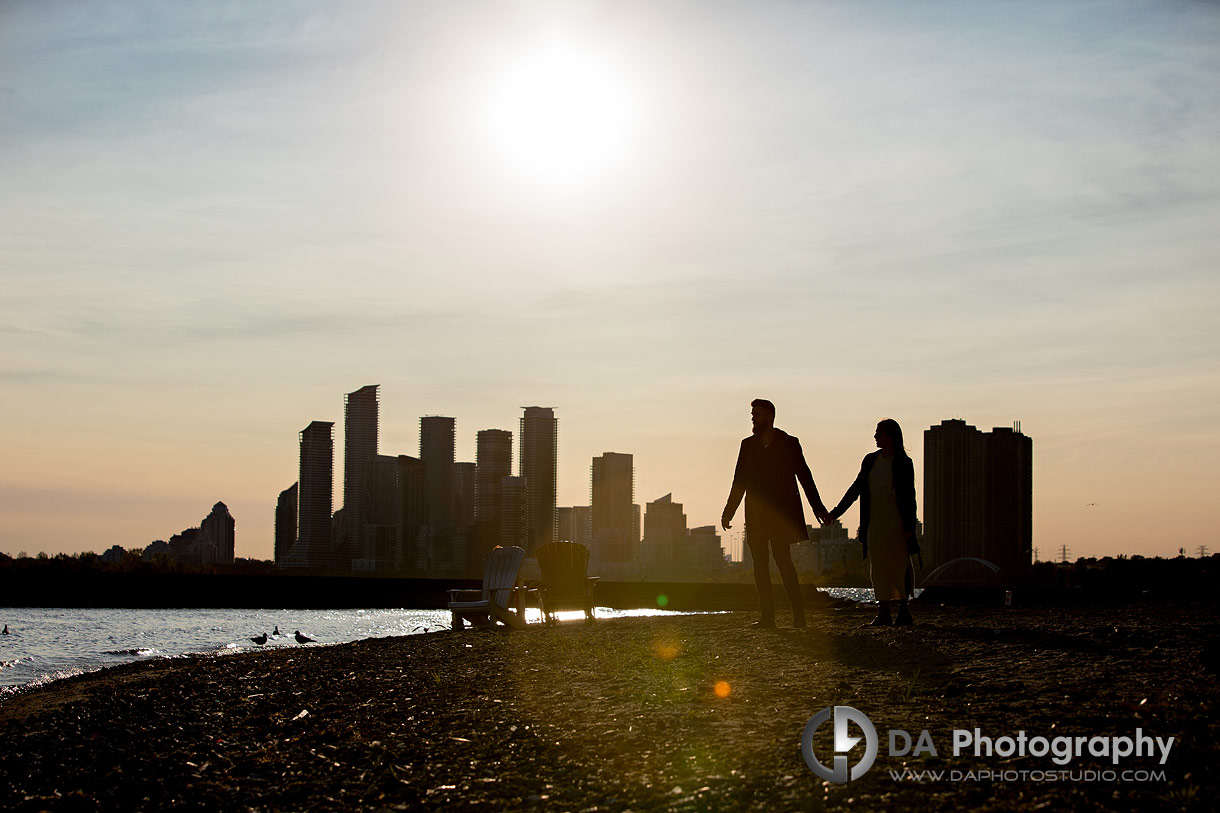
686, 525, 727, 570
169, 527, 201, 565
142, 539, 170, 562
639, 493, 687, 569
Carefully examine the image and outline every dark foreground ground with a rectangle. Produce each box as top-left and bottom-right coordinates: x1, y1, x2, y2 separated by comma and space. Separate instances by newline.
1, 598, 1216, 812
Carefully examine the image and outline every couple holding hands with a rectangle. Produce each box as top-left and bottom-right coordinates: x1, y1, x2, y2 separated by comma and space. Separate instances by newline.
721, 399, 920, 629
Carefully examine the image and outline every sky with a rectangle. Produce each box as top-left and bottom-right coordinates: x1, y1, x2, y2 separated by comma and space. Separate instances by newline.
3, 0, 1218, 563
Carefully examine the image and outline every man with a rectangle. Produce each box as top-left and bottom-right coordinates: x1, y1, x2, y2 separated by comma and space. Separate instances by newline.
722, 399, 829, 628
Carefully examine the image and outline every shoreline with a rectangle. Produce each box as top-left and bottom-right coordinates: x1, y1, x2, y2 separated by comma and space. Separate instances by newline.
2, 600, 1216, 811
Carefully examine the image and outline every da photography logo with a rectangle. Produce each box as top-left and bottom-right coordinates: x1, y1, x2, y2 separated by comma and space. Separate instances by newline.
802, 706, 879, 783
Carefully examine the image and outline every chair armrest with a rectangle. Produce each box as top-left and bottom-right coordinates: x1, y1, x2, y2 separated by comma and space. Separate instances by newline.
449, 589, 482, 601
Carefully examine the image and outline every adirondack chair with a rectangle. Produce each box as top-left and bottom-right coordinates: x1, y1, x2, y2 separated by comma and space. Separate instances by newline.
448, 545, 529, 630
530, 541, 598, 625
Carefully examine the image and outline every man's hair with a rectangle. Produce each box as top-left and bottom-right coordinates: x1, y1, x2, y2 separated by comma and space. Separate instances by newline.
751, 398, 776, 418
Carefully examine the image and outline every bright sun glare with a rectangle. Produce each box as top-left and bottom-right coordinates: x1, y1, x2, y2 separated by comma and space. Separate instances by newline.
483, 39, 638, 192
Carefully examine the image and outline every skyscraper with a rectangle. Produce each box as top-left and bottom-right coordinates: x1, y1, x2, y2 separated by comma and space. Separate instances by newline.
500, 475, 529, 550
353, 453, 400, 571
288, 420, 334, 569
923, 419, 986, 570
591, 452, 635, 563
420, 416, 456, 528
474, 429, 513, 558
923, 419, 1033, 575
342, 385, 379, 562
420, 415, 457, 571
199, 501, 235, 565
985, 424, 1034, 573
557, 505, 592, 547
396, 455, 427, 571
641, 493, 687, 568
274, 483, 297, 566
453, 461, 477, 531
520, 406, 558, 554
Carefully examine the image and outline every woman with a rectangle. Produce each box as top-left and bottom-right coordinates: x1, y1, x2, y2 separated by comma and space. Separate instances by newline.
829, 419, 920, 626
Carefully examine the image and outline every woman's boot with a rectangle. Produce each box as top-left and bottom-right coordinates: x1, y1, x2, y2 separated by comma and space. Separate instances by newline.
865, 601, 893, 627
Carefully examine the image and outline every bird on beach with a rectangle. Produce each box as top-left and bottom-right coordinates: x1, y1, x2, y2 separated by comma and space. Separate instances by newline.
294, 630, 315, 644
2, 625, 8, 635
250, 633, 268, 645
272, 626, 281, 636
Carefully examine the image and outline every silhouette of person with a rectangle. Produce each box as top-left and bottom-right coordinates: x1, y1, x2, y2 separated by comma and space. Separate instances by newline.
723, 398, 829, 628
829, 418, 921, 626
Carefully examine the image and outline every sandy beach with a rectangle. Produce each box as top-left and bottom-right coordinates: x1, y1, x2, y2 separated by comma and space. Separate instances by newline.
1, 598, 1215, 812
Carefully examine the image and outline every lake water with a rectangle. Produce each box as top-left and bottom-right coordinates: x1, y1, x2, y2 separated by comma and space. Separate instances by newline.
0, 588, 877, 696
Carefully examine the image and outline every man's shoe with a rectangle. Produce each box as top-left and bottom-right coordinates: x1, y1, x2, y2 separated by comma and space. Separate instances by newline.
894, 605, 914, 626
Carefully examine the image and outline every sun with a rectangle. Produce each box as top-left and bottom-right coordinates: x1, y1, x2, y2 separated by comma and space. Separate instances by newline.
483, 39, 638, 192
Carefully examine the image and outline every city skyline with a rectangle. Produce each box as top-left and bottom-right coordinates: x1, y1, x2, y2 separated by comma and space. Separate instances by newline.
3, 1, 1218, 562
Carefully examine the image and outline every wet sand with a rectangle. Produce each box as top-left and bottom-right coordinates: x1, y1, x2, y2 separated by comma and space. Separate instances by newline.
1, 599, 1215, 811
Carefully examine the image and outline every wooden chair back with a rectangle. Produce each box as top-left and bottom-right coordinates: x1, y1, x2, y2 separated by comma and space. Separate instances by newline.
483, 546, 526, 610
535, 541, 590, 599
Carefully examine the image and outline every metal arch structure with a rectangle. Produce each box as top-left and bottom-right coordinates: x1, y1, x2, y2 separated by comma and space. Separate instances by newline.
921, 556, 1004, 587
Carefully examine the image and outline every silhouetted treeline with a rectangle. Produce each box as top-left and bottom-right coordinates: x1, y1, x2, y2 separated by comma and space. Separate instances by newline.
0, 550, 278, 577
1023, 553, 1219, 600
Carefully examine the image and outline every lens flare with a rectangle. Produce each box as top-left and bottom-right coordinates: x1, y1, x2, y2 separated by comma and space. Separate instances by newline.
653, 638, 679, 660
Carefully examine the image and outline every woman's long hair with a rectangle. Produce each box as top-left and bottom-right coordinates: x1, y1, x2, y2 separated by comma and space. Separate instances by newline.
878, 418, 909, 458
